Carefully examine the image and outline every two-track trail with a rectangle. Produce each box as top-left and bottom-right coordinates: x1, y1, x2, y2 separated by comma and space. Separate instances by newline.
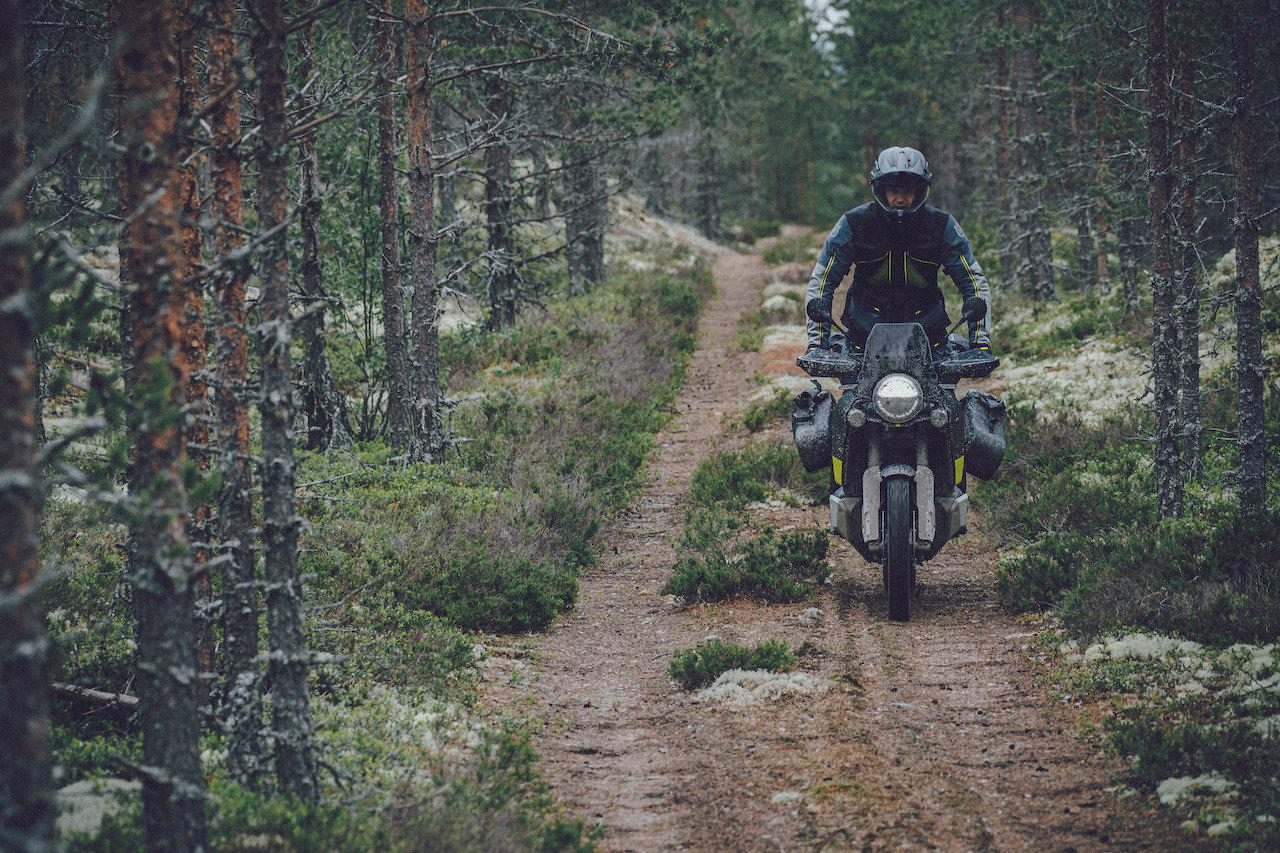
483, 238, 1202, 852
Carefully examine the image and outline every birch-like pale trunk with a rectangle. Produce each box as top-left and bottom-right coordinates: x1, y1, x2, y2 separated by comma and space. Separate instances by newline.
1147, 0, 1183, 518
253, 0, 319, 801
298, 23, 353, 452
1232, 0, 1266, 521
112, 0, 209, 846
378, 0, 411, 452
208, 0, 266, 787
0, 1, 56, 845
406, 0, 444, 463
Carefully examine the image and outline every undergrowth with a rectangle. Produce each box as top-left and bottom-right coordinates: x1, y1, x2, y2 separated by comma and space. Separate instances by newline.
43, 243, 711, 851
982, 400, 1280, 645
662, 443, 829, 603
668, 637, 797, 690
1029, 632, 1280, 848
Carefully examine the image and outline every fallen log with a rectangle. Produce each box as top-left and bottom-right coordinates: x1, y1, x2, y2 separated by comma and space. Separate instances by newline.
51, 682, 139, 709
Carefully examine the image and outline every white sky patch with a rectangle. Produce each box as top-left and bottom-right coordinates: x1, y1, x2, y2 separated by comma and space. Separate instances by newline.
803, 0, 852, 37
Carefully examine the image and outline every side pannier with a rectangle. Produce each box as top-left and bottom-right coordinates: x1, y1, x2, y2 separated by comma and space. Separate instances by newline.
962, 389, 1007, 480
791, 385, 832, 474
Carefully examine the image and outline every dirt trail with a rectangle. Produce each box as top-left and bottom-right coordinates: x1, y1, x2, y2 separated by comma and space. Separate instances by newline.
486, 241, 1202, 851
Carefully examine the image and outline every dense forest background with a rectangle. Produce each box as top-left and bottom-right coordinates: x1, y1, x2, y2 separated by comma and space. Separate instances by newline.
2, 0, 1278, 850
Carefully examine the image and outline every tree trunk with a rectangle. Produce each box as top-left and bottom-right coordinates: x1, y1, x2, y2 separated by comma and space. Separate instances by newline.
1118, 216, 1142, 318
112, 0, 208, 846
567, 148, 608, 296
1232, 0, 1265, 521
1171, 7, 1200, 480
994, 7, 1016, 280
175, 0, 213, 708
378, 0, 411, 452
1069, 83, 1097, 294
0, 3, 56, 845
1012, 2, 1053, 300
252, 0, 318, 801
485, 75, 518, 329
1147, 0, 1182, 518
298, 24, 353, 452
208, 0, 265, 788
696, 128, 721, 242
405, 0, 444, 463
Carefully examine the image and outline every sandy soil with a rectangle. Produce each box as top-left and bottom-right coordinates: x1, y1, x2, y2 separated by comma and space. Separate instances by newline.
483, 236, 1205, 852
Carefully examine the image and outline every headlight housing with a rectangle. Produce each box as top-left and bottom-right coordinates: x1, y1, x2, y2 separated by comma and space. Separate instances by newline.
872, 373, 924, 423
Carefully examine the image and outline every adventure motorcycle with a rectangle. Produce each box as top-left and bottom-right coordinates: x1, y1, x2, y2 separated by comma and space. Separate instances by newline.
791, 303, 1007, 621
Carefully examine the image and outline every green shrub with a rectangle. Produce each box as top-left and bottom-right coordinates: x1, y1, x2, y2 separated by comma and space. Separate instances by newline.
688, 443, 825, 511
669, 637, 797, 690
663, 527, 828, 604
742, 391, 792, 432
986, 406, 1280, 644
735, 219, 782, 241
762, 233, 817, 266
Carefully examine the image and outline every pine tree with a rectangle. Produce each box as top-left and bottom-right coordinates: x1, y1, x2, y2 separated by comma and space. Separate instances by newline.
111, 0, 209, 845
1231, 0, 1266, 521
208, 0, 266, 788
0, 0, 56, 845
252, 0, 319, 801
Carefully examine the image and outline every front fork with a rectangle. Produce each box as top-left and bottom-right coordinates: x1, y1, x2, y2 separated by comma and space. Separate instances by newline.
860, 437, 935, 554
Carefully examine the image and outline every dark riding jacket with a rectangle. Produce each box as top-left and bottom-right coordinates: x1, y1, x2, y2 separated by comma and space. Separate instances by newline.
805, 203, 992, 350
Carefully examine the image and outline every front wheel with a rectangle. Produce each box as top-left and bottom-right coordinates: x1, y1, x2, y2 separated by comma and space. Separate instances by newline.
884, 476, 915, 621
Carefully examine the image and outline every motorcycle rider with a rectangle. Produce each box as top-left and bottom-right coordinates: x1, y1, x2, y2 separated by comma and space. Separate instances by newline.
805, 146, 993, 357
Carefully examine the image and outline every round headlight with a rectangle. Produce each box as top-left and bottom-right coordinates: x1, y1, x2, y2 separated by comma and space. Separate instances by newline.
872, 373, 924, 423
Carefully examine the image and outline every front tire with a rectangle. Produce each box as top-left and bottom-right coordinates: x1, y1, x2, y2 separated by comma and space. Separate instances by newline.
884, 476, 915, 621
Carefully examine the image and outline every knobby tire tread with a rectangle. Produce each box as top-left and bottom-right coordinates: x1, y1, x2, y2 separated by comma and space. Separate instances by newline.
885, 476, 913, 621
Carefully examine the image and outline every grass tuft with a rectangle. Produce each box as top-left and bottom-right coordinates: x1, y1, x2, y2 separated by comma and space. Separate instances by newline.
668, 637, 797, 690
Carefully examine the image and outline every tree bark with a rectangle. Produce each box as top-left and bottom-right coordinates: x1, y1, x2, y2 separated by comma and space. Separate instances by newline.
1171, 5, 1200, 480
994, 7, 1016, 281
405, 0, 444, 463
1147, 0, 1183, 518
1012, 2, 1053, 300
1231, 0, 1265, 521
298, 23, 353, 452
112, 0, 208, 846
1118, 216, 1142, 318
567, 147, 608, 296
696, 127, 721, 242
484, 75, 518, 329
208, 0, 265, 789
252, 0, 319, 801
378, 0, 411, 452
0, 2, 56, 845
175, 0, 213, 708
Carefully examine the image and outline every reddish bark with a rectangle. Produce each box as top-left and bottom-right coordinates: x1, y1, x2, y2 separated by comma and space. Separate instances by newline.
208, 0, 265, 786
111, 0, 208, 846
175, 0, 213, 704
0, 0, 56, 844
405, 0, 444, 462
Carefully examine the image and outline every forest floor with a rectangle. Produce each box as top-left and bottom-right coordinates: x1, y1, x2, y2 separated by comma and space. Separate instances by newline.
482, 232, 1205, 852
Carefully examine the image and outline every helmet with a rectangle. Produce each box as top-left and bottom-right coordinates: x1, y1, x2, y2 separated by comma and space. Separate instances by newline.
869, 146, 932, 222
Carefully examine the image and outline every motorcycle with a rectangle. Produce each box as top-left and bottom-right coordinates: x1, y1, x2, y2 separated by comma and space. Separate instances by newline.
791, 302, 1007, 621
